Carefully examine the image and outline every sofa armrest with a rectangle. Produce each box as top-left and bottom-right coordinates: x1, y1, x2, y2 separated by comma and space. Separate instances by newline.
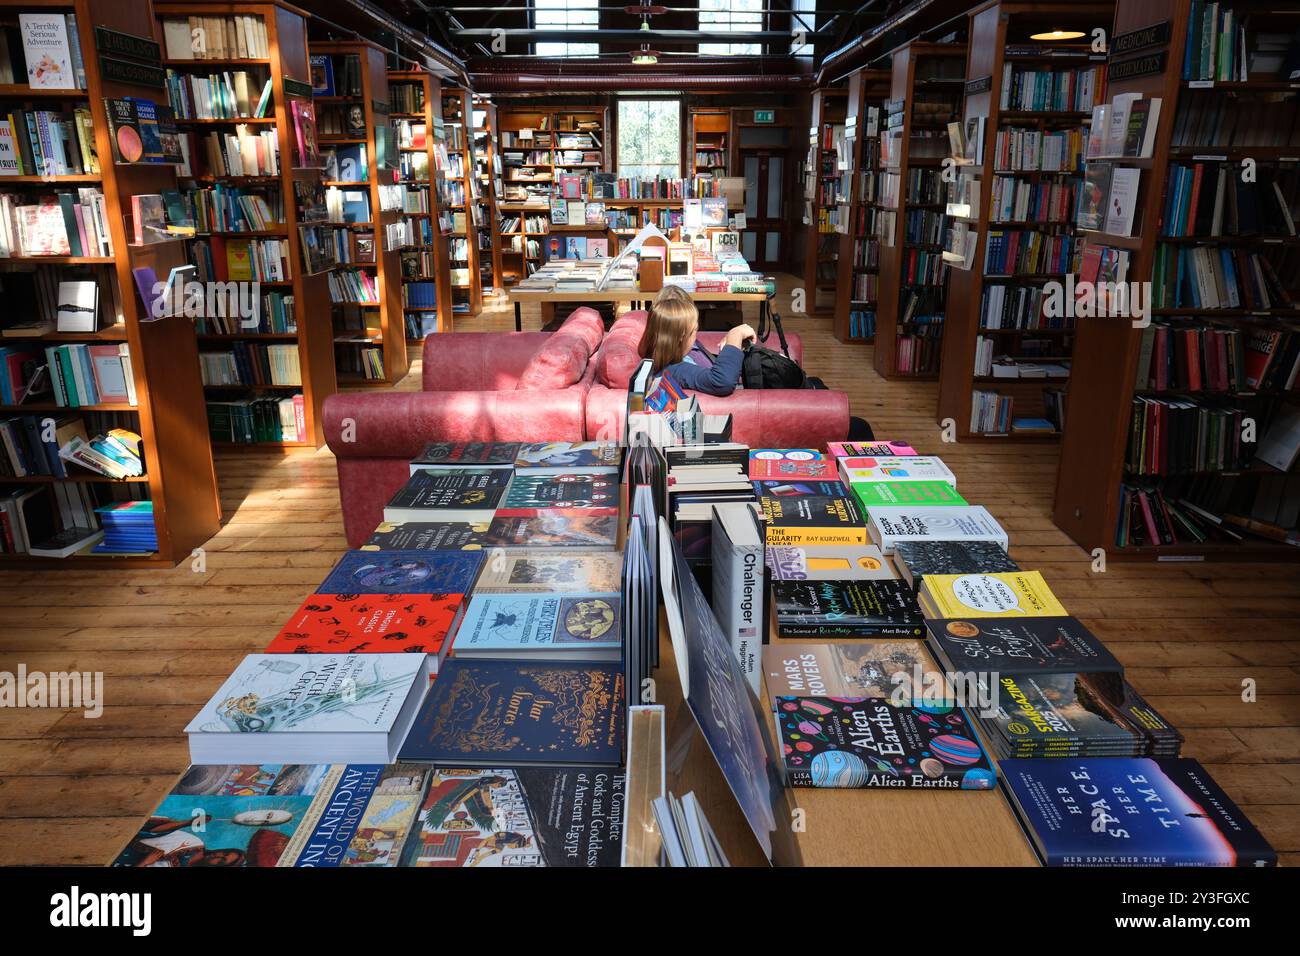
421, 332, 557, 391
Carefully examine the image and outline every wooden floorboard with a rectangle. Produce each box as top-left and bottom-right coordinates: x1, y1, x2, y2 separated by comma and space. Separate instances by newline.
0, 276, 1295, 866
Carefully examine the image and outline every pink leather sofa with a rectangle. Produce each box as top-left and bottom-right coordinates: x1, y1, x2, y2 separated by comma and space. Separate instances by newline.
324, 307, 850, 547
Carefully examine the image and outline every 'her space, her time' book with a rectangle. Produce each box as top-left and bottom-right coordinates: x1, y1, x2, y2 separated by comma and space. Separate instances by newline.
452, 593, 622, 660
185, 654, 429, 765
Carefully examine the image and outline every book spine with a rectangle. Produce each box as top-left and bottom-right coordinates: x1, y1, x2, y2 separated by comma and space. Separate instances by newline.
777, 620, 925, 638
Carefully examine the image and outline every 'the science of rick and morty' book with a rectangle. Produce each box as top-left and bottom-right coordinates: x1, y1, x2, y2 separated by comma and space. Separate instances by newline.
1000, 757, 1276, 867
776, 696, 996, 790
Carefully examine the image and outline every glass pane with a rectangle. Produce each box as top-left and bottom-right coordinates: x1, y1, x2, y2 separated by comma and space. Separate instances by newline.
742, 231, 757, 260
618, 99, 681, 179
766, 156, 783, 216
765, 231, 780, 261
738, 126, 788, 147
534, 0, 599, 57
743, 156, 759, 217
699, 0, 763, 55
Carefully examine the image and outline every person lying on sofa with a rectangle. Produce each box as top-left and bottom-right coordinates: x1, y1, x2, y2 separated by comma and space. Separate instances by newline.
637, 284, 755, 396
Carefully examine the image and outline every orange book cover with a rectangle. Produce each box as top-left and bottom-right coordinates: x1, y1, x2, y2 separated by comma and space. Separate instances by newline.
265, 593, 466, 673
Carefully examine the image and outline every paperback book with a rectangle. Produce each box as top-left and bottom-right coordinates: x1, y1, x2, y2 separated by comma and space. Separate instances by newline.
362, 521, 492, 551
515, 441, 622, 474
867, 505, 1009, 555
925, 615, 1123, 676
473, 550, 623, 593
827, 440, 917, 458
765, 544, 897, 581
852, 480, 967, 510
762, 640, 944, 699
318, 550, 484, 596
382, 469, 511, 523
772, 579, 925, 638
892, 540, 1020, 590
837, 455, 956, 488
760, 493, 867, 546
479, 514, 619, 550
918, 570, 1067, 619
409, 441, 521, 474
453, 593, 622, 660
498, 473, 619, 516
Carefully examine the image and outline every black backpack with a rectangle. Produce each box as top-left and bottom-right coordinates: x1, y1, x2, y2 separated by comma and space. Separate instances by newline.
741, 303, 806, 389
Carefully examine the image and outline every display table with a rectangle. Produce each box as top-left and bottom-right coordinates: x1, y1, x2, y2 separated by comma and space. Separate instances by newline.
505, 287, 772, 332
652, 612, 1039, 867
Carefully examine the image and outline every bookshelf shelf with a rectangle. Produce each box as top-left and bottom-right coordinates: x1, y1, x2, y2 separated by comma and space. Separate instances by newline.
802, 88, 847, 315
1053, 0, 1300, 562
442, 86, 481, 317
873, 39, 968, 379
0, 0, 226, 566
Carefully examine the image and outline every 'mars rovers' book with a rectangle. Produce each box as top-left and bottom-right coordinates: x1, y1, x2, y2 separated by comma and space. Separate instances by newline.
403, 766, 626, 867
453, 593, 622, 660
773, 579, 925, 637
867, 505, 1009, 554
925, 615, 1123, 676
399, 658, 624, 767
319, 550, 484, 596
763, 640, 944, 698
1001, 757, 1276, 866
185, 654, 428, 765
112, 763, 431, 867
776, 697, 996, 790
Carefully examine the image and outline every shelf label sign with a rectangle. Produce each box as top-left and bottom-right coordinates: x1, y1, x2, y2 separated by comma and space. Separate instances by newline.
99, 56, 165, 89
964, 75, 992, 96
1111, 21, 1171, 56
1107, 51, 1167, 82
283, 77, 313, 98
94, 27, 161, 63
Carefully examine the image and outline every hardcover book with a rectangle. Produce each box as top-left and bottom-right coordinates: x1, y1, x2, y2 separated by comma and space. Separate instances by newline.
362, 521, 491, 551
827, 440, 917, 458
710, 501, 766, 694
514, 441, 622, 474
776, 697, 996, 790
318, 550, 484, 596
382, 468, 511, 522
185, 654, 428, 765
925, 615, 1122, 676
498, 473, 619, 516
760, 493, 867, 547
762, 640, 943, 698
19, 13, 74, 90
473, 550, 623, 593
852, 480, 967, 510
837, 455, 956, 488
1001, 757, 1276, 867
453, 593, 622, 659
479, 514, 619, 550
748, 456, 837, 480
751, 479, 848, 498
867, 505, 1009, 555
918, 570, 1066, 618
892, 540, 1020, 590
398, 658, 624, 766
410, 441, 521, 474
773, 579, 925, 637
265, 593, 469, 677
765, 544, 897, 581
403, 766, 626, 867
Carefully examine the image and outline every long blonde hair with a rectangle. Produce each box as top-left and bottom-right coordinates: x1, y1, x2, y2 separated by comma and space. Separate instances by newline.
638, 286, 698, 373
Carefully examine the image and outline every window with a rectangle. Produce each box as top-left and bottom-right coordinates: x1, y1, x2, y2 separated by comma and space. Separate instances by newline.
699, 0, 763, 56
617, 100, 681, 179
791, 0, 816, 57
534, 0, 599, 57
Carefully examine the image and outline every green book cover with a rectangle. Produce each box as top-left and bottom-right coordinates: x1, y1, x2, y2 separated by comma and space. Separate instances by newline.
852, 481, 967, 511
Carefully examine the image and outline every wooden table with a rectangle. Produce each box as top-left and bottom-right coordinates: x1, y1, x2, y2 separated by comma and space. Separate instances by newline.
505, 287, 772, 332
652, 614, 1040, 867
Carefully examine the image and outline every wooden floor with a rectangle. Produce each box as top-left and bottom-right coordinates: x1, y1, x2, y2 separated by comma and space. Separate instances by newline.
1, 276, 1297, 866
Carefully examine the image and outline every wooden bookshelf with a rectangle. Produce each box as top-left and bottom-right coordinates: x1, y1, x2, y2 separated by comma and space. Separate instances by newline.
471, 94, 502, 298
802, 87, 847, 315
310, 39, 406, 386
388, 68, 452, 343
157, 0, 335, 451
441, 86, 480, 317
691, 108, 729, 178
936, 1, 1113, 442
834, 68, 890, 343
1053, 0, 1300, 561
874, 40, 968, 379
0, 0, 221, 567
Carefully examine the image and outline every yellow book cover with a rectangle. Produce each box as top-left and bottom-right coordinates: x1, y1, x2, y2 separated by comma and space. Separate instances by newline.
226, 240, 253, 281
919, 571, 1067, 618
764, 525, 869, 547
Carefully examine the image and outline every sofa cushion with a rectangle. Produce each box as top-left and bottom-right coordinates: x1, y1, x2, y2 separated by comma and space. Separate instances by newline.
515, 308, 602, 390
596, 309, 649, 388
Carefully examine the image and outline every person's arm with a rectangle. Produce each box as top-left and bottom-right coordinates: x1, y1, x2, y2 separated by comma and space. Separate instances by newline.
664, 344, 744, 396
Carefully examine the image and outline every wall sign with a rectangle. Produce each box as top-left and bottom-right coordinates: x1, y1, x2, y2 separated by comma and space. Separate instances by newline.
965, 75, 992, 95
753, 109, 775, 124
1112, 21, 1171, 56
283, 77, 313, 98
94, 27, 160, 63
99, 56, 165, 89
1107, 50, 1168, 82
372, 100, 390, 116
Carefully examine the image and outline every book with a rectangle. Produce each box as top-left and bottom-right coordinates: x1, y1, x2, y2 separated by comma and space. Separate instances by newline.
776, 697, 996, 790
1122, 97, 1161, 158
498, 473, 619, 516
892, 540, 1020, 591
402, 766, 626, 867
479, 514, 619, 550
837, 455, 957, 487
514, 441, 621, 474
410, 441, 521, 474
866, 505, 1009, 555
103, 98, 145, 163
760, 493, 867, 546
55, 280, 98, 332
1104, 166, 1140, 236
318, 550, 484, 596
184, 654, 428, 764
925, 615, 1122, 676
452, 593, 622, 660
472, 550, 622, 593
382, 469, 511, 523
1001, 757, 1275, 866
826, 440, 917, 458
751, 479, 847, 498
1256, 403, 1300, 472
1076, 162, 1111, 231
264, 593, 469, 679
748, 454, 837, 480
773, 579, 925, 638
362, 521, 492, 551
852, 480, 967, 511
765, 544, 897, 581
918, 570, 1067, 619
710, 502, 766, 695
398, 658, 624, 766
111, 763, 431, 868
762, 640, 943, 698
19, 13, 75, 90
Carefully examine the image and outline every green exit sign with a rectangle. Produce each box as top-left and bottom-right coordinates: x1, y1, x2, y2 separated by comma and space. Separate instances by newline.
753, 109, 775, 124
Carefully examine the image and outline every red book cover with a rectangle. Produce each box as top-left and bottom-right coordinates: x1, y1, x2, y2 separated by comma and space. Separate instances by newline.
748, 457, 836, 480
265, 592, 466, 676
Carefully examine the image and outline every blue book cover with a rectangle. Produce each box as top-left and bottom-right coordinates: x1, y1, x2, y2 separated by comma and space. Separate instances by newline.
398, 658, 624, 766
1002, 757, 1276, 867
319, 550, 484, 596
